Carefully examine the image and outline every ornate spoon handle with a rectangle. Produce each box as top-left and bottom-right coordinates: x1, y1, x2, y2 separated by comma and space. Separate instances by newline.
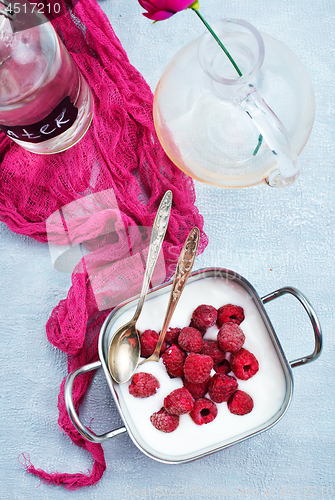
140, 226, 200, 364
133, 190, 172, 322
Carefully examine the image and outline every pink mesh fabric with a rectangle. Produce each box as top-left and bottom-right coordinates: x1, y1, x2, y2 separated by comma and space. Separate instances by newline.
0, 0, 208, 490
45, 189, 168, 310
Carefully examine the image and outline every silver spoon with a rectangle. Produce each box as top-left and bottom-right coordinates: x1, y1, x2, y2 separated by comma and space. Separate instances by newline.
108, 190, 172, 384
139, 226, 200, 366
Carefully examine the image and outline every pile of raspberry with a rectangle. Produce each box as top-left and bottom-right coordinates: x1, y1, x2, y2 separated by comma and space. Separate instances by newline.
128, 303, 259, 433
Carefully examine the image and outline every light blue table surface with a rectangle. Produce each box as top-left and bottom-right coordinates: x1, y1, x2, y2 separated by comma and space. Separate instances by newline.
0, 1, 334, 499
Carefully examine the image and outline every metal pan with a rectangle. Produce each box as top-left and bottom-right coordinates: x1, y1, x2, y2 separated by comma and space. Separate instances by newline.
65, 268, 322, 463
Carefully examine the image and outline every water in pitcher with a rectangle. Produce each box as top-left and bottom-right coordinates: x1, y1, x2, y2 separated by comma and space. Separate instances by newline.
0, 14, 93, 154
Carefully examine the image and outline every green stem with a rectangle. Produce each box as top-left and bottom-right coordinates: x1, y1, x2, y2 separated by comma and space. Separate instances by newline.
253, 134, 263, 156
192, 8, 263, 157
192, 8, 242, 77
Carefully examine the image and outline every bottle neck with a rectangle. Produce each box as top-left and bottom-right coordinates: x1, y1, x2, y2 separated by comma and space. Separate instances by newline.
0, 20, 57, 107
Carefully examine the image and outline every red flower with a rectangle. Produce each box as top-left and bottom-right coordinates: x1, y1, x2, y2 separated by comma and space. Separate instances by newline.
138, 0, 197, 21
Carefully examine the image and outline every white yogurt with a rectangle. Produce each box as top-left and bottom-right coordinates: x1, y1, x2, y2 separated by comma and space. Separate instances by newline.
111, 277, 287, 460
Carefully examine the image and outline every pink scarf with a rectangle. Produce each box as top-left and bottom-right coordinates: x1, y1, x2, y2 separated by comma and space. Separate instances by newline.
0, 0, 208, 489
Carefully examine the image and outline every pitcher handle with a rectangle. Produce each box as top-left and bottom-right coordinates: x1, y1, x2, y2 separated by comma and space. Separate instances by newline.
235, 85, 299, 188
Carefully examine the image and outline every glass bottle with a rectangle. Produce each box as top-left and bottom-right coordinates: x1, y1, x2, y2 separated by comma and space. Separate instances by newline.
0, 9, 93, 154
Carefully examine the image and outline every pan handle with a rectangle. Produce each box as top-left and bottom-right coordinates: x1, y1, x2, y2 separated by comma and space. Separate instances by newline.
261, 287, 322, 368
64, 360, 127, 443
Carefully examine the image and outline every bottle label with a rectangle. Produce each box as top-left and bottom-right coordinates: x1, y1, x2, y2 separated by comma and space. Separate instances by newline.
0, 96, 78, 143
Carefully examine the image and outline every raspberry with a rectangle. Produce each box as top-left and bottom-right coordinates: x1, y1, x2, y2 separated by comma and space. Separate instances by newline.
183, 352, 213, 384
190, 398, 218, 425
178, 326, 203, 353
230, 348, 259, 380
189, 319, 206, 336
161, 344, 187, 378
228, 390, 254, 415
150, 408, 179, 433
201, 340, 225, 364
191, 304, 218, 330
164, 327, 180, 345
208, 373, 238, 403
164, 387, 194, 415
213, 358, 231, 375
183, 376, 210, 399
128, 372, 160, 398
140, 329, 167, 358
217, 304, 245, 327
217, 322, 245, 353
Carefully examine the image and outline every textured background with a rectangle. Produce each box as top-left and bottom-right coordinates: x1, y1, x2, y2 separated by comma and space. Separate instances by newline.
0, 0, 334, 498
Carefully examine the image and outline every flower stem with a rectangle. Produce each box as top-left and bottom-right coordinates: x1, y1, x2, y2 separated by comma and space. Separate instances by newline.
253, 134, 263, 156
192, 8, 242, 77
192, 8, 263, 156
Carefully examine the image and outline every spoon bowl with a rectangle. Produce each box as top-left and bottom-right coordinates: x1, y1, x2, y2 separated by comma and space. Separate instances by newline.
107, 190, 172, 384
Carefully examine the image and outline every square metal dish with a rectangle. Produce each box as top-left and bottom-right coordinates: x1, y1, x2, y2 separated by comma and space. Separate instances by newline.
65, 268, 322, 463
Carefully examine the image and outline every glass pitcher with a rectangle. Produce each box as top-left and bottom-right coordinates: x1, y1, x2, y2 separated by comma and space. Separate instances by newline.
153, 19, 315, 188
